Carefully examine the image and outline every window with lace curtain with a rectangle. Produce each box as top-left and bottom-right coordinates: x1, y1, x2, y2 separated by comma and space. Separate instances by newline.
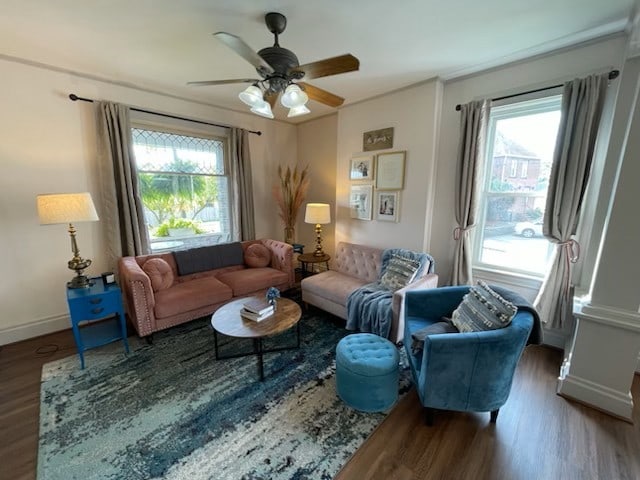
131, 127, 231, 252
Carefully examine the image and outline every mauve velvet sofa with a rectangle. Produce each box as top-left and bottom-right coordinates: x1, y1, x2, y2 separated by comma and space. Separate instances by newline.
301, 242, 438, 344
118, 239, 294, 338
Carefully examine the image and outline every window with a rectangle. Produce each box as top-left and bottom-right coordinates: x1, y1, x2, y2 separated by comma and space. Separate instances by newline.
473, 95, 562, 276
131, 127, 231, 252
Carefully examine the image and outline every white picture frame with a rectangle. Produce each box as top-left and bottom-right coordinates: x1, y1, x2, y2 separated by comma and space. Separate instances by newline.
376, 151, 406, 190
376, 191, 400, 222
349, 155, 375, 181
350, 184, 373, 220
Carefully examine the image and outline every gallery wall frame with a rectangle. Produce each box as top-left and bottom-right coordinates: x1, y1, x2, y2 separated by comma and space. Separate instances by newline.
376, 191, 400, 222
349, 154, 375, 181
349, 184, 373, 220
363, 127, 394, 151
375, 150, 406, 190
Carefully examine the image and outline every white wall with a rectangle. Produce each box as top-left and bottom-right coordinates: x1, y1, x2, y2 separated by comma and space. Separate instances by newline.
0, 57, 297, 344
296, 114, 338, 256
335, 79, 443, 254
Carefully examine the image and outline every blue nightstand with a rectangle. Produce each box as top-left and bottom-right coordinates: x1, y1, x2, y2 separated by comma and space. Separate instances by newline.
66, 278, 130, 369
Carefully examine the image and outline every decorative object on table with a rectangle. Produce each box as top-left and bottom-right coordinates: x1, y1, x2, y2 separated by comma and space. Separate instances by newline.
266, 286, 281, 307
363, 127, 394, 151
349, 184, 373, 220
242, 297, 274, 320
349, 154, 374, 181
273, 164, 310, 244
375, 150, 406, 190
304, 203, 331, 256
376, 191, 400, 222
38, 311, 411, 480
101, 271, 116, 285
36, 192, 100, 289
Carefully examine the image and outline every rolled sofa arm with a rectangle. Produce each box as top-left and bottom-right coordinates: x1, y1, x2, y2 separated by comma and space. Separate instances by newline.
389, 273, 439, 344
117, 256, 157, 337
260, 239, 295, 289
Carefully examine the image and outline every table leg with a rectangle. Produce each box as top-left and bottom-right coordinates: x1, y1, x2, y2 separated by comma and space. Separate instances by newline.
255, 338, 264, 381
296, 321, 301, 348
214, 329, 220, 360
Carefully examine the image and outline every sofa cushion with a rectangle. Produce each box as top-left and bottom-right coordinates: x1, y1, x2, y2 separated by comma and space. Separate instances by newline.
244, 243, 271, 268
301, 270, 368, 307
154, 277, 233, 319
217, 268, 288, 297
173, 242, 244, 276
451, 281, 517, 333
142, 258, 174, 291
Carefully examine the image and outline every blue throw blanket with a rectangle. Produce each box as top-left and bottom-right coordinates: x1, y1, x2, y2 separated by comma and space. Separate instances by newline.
346, 249, 435, 339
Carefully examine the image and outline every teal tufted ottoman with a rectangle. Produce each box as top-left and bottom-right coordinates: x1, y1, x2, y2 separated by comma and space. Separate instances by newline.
336, 333, 400, 412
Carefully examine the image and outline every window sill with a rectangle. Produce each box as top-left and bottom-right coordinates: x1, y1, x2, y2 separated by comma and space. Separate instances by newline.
472, 266, 543, 292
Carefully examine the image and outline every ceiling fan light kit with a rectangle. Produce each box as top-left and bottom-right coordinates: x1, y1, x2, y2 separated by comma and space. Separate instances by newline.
188, 12, 359, 119
238, 85, 264, 107
250, 101, 274, 119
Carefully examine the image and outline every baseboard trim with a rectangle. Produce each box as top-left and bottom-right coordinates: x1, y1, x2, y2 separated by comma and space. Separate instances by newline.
541, 327, 568, 350
557, 372, 634, 422
0, 314, 69, 346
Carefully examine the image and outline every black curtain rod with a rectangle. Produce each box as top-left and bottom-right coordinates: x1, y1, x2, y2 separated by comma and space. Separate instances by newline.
454, 69, 620, 111
68, 94, 262, 136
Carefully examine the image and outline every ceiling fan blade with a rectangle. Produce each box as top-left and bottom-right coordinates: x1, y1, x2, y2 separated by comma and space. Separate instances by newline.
264, 91, 279, 109
187, 79, 259, 86
213, 32, 274, 75
291, 54, 359, 80
298, 82, 344, 107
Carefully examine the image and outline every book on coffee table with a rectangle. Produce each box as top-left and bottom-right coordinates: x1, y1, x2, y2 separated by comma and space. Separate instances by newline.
240, 306, 274, 322
243, 298, 273, 315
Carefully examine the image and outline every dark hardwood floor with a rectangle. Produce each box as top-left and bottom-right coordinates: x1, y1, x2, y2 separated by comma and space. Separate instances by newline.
1, 330, 639, 480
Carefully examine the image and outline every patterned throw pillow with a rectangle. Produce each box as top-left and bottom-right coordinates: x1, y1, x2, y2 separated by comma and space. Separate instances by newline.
379, 254, 421, 291
451, 280, 517, 333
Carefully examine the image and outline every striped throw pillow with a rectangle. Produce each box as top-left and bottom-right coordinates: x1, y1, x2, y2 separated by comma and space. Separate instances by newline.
379, 254, 421, 291
451, 281, 517, 333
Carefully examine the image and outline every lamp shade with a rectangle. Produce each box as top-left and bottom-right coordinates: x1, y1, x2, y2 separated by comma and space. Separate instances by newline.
37, 192, 99, 225
281, 84, 308, 108
250, 100, 274, 119
287, 104, 311, 118
305, 203, 331, 224
238, 85, 263, 107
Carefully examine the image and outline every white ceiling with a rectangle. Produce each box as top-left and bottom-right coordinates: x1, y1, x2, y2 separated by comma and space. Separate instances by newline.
1, 0, 635, 122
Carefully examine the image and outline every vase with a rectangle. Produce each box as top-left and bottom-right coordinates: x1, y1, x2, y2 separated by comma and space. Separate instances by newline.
284, 226, 295, 244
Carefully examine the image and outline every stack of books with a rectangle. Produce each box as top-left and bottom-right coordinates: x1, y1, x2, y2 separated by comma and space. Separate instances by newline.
240, 298, 274, 322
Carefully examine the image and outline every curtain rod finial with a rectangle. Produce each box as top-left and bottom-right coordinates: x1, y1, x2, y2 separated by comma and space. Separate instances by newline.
69, 93, 78, 101
609, 69, 620, 80
455, 104, 461, 111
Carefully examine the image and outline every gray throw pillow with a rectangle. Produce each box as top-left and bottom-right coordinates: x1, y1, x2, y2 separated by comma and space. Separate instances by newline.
379, 254, 421, 292
410, 320, 459, 355
451, 280, 517, 333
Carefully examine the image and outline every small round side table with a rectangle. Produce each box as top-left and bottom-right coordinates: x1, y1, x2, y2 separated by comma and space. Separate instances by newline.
297, 253, 330, 277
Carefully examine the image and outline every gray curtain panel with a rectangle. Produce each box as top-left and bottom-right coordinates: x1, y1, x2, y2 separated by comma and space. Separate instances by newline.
229, 127, 256, 240
95, 101, 150, 269
534, 73, 609, 328
452, 100, 489, 285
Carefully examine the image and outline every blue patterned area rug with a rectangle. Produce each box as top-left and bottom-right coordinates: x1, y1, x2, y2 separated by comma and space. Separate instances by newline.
38, 304, 410, 480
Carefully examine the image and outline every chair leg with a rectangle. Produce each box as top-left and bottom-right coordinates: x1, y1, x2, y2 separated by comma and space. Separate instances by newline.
424, 407, 435, 426
145, 334, 154, 345
490, 409, 499, 423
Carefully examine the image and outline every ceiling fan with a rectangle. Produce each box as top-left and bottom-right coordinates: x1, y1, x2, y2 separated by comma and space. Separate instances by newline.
188, 12, 360, 118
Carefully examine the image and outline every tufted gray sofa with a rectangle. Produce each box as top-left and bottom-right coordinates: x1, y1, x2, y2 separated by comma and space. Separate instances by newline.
300, 241, 438, 343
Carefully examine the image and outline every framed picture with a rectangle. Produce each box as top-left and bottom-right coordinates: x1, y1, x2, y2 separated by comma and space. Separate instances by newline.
349, 184, 373, 220
350, 155, 374, 181
376, 151, 406, 190
376, 191, 400, 222
363, 127, 394, 151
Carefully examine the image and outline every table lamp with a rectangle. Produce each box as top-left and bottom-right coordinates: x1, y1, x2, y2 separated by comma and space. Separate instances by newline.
37, 192, 99, 288
304, 203, 331, 257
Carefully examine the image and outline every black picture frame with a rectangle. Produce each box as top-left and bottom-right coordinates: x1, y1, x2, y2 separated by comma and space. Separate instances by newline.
101, 272, 116, 285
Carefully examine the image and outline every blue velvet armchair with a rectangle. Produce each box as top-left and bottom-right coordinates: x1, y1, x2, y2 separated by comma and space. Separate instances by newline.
403, 286, 534, 425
